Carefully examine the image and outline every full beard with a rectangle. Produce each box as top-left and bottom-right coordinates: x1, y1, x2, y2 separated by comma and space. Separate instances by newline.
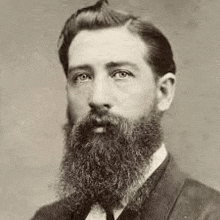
56, 104, 163, 213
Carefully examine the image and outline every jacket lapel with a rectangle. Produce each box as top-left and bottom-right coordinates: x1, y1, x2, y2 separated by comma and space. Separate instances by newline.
140, 156, 186, 220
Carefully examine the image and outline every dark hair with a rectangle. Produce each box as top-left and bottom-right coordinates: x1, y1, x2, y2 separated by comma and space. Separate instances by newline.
58, 0, 176, 77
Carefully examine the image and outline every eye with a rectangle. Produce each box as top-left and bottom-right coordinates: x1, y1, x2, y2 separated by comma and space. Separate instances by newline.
75, 73, 92, 82
112, 70, 133, 79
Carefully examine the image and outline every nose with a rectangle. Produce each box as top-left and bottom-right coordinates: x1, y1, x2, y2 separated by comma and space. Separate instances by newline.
88, 77, 113, 111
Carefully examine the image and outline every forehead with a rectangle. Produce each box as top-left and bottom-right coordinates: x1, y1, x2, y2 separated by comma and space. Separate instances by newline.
68, 26, 149, 67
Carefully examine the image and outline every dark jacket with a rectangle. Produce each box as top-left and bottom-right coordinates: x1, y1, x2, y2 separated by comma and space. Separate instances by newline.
31, 156, 220, 220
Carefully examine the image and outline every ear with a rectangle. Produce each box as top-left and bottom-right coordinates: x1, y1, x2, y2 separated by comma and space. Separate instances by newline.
156, 73, 176, 112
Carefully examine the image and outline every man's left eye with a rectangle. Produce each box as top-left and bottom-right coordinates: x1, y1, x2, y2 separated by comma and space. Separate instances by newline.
112, 70, 132, 79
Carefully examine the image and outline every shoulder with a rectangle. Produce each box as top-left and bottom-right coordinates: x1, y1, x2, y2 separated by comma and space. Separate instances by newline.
155, 155, 220, 219
183, 178, 220, 201
171, 178, 220, 219
182, 178, 220, 208
30, 199, 74, 220
166, 155, 220, 208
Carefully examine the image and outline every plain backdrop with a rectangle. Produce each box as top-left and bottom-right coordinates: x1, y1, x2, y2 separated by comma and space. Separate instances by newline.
1, 0, 220, 219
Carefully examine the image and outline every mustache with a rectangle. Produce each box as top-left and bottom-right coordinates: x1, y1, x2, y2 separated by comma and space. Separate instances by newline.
87, 112, 123, 128
66, 108, 136, 153
73, 108, 132, 135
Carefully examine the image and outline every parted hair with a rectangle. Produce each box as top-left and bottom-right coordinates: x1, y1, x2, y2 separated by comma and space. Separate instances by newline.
58, 0, 176, 77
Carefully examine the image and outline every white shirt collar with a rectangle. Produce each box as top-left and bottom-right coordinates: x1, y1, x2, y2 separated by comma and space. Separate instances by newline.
141, 143, 167, 184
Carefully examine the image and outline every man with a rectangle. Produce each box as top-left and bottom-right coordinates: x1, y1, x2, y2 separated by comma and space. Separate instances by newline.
31, 0, 220, 219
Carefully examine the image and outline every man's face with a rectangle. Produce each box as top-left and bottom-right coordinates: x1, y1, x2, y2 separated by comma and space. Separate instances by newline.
58, 26, 169, 210
67, 26, 157, 126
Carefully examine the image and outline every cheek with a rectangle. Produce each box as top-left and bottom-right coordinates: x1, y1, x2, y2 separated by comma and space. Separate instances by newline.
119, 85, 156, 119
67, 87, 91, 122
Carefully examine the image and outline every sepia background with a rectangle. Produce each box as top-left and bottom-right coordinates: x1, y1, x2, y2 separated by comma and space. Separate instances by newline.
1, 0, 220, 219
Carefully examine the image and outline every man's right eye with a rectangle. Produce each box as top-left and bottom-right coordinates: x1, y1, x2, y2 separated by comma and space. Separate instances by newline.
74, 73, 92, 82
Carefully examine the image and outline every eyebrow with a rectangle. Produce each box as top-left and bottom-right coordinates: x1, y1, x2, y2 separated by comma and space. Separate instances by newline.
106, 61, 139, 71
68, 64, 92, 75
68, 61, 139, 75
